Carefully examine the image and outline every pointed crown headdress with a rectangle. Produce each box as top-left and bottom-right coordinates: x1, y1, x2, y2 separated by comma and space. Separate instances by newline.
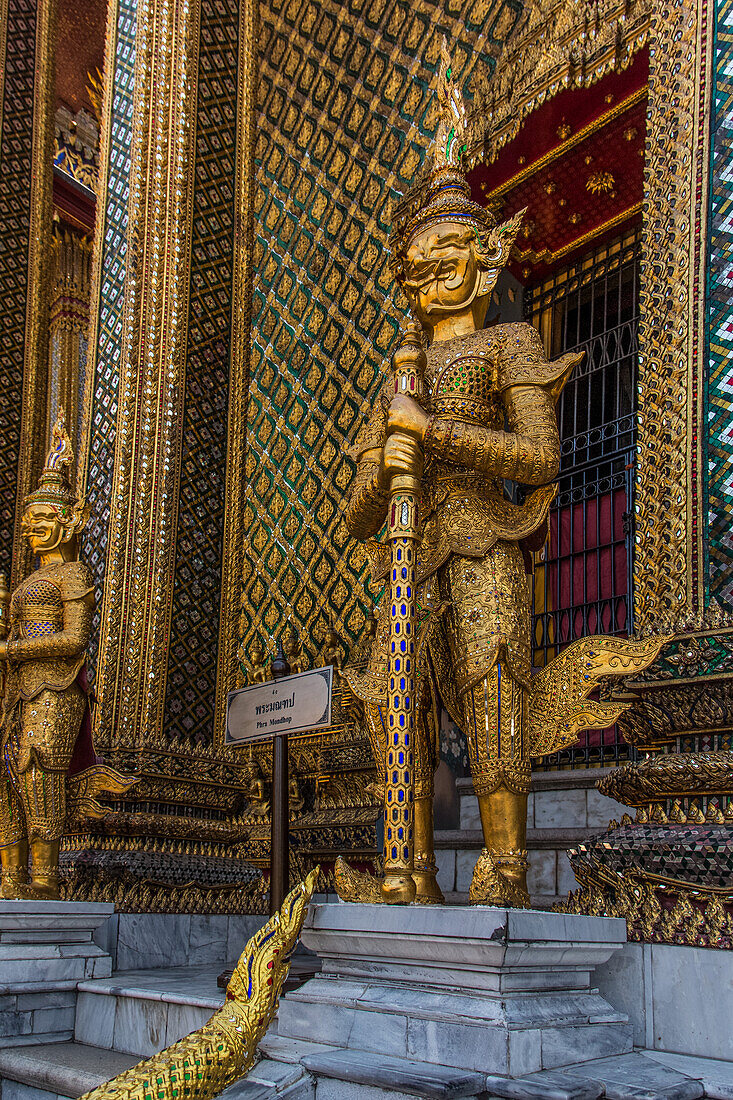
23, 410, 88, 534
390, 40, 523, 289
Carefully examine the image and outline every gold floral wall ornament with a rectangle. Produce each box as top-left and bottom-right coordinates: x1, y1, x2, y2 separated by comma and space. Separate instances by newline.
586, 170, 615, 193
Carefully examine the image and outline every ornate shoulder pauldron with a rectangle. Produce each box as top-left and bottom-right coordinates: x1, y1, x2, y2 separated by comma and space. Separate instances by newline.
11, 575, 64, 638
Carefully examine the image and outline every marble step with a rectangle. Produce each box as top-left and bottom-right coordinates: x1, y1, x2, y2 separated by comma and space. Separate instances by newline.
0, 1041, 313, 1100
74, 964, 224, 1057
0, 1041, 139, 1100
259, 1036, 722, 1099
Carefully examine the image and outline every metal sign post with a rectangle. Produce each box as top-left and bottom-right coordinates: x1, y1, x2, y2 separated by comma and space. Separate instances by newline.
227, 662, 333, 914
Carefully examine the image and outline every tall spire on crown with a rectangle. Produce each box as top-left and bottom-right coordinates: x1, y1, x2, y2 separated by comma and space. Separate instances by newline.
434, 37, 468, 170
390, 40, 494, 263
389, 41, 524, 291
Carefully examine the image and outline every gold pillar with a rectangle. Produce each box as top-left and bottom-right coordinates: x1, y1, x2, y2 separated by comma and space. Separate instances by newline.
213, 0, 258, 744
11, 0, 57, 584
48, 230, 92, 472
634, 0, 713, 635
92, 0, 200, 748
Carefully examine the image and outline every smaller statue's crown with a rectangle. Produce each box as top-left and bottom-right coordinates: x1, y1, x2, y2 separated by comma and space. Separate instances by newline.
23, 410, 88, 531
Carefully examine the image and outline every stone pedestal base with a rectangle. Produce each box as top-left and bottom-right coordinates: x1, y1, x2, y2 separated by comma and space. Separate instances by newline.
0, 900, 113, 1045
277, 904, 632, 1077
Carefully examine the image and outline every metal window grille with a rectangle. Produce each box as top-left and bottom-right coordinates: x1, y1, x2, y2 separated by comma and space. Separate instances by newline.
525, 227, 641, 770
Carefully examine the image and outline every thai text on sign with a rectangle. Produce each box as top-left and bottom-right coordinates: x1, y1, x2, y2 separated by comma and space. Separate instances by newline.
226, 667, 333, 744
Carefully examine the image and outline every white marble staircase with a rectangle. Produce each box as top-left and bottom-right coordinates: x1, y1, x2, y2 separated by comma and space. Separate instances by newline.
0, 963, 316, 1100
1, 925, 733, 1099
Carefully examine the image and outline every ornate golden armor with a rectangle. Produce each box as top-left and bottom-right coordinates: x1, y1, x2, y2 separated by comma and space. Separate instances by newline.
0, 412, 131, 899
341, 43, 664, 908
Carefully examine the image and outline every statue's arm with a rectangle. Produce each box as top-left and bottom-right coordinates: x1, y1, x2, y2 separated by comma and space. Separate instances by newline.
423, 383, 560, 486
345, 447, 389, 540
345, 393, 390, 539
7, 590, 94, 662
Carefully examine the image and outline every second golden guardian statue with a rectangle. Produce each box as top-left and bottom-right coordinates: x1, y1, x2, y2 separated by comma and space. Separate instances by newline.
0, 413, 133, 899
337, 44, 665, 908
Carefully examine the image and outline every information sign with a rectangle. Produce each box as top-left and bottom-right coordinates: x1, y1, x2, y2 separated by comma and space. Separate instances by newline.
226, 666, 333, 745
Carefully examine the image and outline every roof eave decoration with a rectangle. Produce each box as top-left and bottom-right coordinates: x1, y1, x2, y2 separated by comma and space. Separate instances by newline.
464, 0, 653, 169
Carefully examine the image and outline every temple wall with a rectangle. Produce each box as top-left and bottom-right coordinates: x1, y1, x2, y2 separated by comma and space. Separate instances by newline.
237, 0, 529, 685
0, 0, 55, 585
707, 0, 733, 610
0, 0, 36, 581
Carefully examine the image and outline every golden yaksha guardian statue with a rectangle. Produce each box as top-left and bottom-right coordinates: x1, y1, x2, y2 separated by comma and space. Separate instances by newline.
339, 44, 665, 908
0, 412, 133, 899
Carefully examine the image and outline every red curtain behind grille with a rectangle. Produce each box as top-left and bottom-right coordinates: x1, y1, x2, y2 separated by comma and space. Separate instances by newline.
541, 487, 628, 748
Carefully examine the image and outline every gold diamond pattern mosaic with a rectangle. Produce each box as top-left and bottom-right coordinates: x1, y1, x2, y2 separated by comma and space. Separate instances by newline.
243, 0, 526, 663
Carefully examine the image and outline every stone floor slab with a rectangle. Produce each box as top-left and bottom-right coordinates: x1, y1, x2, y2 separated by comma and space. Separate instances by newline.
562, 1053, 704, 1100
483, 1068, 604, 1099
76, 964, 223, 1008
641, 1051, 733, 1099
300, 1049, 486, 1098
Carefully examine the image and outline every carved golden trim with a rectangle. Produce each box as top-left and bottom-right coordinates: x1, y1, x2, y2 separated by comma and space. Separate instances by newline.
48, 231, 93, 465
465, 0, 652, 168
12, 0, 58, 586
94, 0, 201, 748
214, 0, 259, 745
634, 0, 715, 635
559, 874, 733, 949
514, 203, 643, 266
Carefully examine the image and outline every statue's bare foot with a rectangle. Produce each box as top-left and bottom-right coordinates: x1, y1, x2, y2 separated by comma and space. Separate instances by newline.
334, 857, 382, 903
469, 849, 531, 909
412, 863, 445, 905
27, 881, 61, 900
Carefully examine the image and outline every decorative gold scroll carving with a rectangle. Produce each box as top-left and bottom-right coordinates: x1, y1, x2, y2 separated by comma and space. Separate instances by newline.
558, 873, 733, 950
598, 752, 733, 806
92, 0, 201, 749
12, 0, 58, 585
